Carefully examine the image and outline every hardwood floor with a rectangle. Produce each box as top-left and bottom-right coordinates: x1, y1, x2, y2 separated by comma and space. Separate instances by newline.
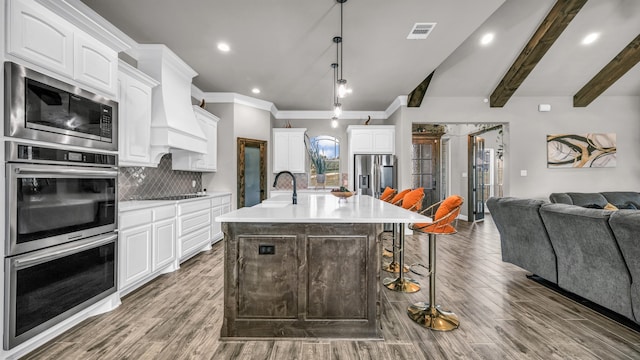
24, 216, 640, 359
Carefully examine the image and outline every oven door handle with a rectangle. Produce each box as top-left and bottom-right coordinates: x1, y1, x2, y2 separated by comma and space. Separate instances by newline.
13, 166, 118, 177
14, 234, 118, 269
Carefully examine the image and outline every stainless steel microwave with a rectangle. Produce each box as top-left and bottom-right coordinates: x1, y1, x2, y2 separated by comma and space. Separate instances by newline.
4, 62, 118, 151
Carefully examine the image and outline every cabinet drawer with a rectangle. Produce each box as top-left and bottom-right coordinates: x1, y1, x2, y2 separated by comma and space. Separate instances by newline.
179, 209, 211, 237
179, 199, 210, 215
211, 195, 231, 206
119, 209, 153, 230
181, 226, 211, 258
154, 205, 176, 222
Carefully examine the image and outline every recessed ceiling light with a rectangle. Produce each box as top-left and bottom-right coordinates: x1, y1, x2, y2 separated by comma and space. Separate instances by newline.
581, 32, 599, 45
480, 33, 494, 46
251, 88, 260, 94
217, 42, 230, 52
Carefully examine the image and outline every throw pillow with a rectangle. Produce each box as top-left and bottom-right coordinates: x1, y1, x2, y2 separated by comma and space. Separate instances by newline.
604, 203, 618, 211
617, 202, 638, 210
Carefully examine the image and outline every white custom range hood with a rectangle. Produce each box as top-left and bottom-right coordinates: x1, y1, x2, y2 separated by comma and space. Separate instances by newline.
137, 45, 207, 160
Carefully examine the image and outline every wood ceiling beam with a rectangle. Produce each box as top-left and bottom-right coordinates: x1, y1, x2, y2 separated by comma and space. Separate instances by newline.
489, 0, 588, 108
573, 34, 640, 107
407, 70, 435, 107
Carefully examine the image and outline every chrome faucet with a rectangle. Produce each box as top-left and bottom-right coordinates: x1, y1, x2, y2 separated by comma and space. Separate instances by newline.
273, 171, 297, 204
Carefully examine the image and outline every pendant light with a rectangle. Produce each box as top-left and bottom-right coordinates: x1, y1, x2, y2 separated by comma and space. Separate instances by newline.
336, 0, 348, 98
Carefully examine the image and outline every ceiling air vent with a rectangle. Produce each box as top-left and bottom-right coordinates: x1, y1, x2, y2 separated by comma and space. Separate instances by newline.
407, 22, 436, 40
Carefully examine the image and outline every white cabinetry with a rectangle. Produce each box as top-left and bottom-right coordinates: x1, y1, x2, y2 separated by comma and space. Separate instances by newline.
152, 205, 177, 271
73, 32, 118, 95
6, 0, 119, 97
172, 106, 219, 172
273, 128, 306, 173
119, 210, 153, 292
347, 125, 395, 154
118, 61, 159, 167
178, 199, 212, 262
119, 204, 177, 295
7, 0, 74, 77
211, 194, 232, 243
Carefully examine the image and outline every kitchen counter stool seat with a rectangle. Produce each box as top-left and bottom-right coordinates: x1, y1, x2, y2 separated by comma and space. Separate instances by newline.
383, 188, 424, 293
407, 195, 463, 331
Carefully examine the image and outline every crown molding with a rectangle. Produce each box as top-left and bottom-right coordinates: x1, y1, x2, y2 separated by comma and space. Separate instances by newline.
199, 92, 406, 120
385, 96, 408, 116
202, 92, 277, 114
35, 0, 133, 53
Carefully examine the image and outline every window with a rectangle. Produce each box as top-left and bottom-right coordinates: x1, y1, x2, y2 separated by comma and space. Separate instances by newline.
308, 135, 340, 188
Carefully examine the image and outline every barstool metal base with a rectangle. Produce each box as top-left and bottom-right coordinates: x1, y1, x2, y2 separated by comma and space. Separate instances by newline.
382, 261, 409, 273
383, 277, 420, 293
407, 302, 459, 331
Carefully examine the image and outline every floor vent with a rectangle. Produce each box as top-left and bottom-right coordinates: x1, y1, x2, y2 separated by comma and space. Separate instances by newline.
407, 22, 436, 40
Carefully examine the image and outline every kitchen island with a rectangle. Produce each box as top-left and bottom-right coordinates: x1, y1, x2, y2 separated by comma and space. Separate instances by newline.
216, 194, 430, 339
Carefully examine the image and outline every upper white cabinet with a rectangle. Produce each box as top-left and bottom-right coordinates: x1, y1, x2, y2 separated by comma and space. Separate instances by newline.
7, 0, 74, 77
6, 0, 120, 97
273, 128, 306, 173
347, 125, 395, 154
171, 106, 219, 172
73, 32, 118, 95
118, 61, 159, 167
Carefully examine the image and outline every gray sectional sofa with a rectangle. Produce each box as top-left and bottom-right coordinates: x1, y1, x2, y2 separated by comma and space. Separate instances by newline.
487, 192, 640, 325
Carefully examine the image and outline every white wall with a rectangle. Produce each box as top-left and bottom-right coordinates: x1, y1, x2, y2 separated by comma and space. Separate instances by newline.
202, 103, 272, 209
403, 96, 640, 200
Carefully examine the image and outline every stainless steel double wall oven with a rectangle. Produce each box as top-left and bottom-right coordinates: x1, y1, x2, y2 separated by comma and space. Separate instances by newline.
3, 61, 119, 349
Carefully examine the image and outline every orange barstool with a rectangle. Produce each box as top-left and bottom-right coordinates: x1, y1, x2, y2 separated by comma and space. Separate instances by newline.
380, 186, 397, 203
382, 188, 412, 271
380, 187, 398, 259
407, 195, 464, 331
383, 188, 424, 293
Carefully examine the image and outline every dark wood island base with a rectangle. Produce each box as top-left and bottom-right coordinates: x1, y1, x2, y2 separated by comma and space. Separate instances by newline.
221, 222, 383, 339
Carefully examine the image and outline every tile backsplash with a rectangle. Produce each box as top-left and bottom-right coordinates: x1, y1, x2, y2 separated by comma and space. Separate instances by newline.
119, 153, 202, 201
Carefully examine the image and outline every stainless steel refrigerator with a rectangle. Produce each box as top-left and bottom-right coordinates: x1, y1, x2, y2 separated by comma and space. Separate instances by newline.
354, 154, 397, 198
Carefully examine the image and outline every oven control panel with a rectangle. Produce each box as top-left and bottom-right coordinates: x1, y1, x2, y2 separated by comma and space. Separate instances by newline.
7, 142, 117, 166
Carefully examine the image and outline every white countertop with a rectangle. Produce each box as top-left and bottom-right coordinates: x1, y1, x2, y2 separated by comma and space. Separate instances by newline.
119, 192, 231, 212
216, 194, 431, 224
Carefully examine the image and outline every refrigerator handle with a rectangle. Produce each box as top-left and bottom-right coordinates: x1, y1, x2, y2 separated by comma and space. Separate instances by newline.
373, 158, 381, 198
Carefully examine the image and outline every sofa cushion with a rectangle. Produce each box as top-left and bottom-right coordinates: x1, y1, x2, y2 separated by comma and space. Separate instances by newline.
601, 192, 640, 208
549, 193, 573, 204
540, 203, 633, 320
566, 192, 608, 208
487, 197, 557, 283
609, 211, 640, 323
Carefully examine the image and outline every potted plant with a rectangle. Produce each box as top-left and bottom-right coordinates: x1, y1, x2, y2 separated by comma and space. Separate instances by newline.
305, 134, 327, 185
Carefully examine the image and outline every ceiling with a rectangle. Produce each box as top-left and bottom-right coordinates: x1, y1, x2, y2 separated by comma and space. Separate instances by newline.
79, 0, 640, 112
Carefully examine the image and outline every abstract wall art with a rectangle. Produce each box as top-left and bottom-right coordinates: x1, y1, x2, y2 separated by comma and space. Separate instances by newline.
547, 133, 616, 168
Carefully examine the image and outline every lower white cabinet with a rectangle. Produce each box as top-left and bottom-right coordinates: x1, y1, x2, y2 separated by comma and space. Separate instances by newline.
120, 223, 152, 290
119, 204, 176, 295
211, 194, 232, 243
152, 206, 177, 271
178, 199, 212, 262
118, 193, 230, 294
